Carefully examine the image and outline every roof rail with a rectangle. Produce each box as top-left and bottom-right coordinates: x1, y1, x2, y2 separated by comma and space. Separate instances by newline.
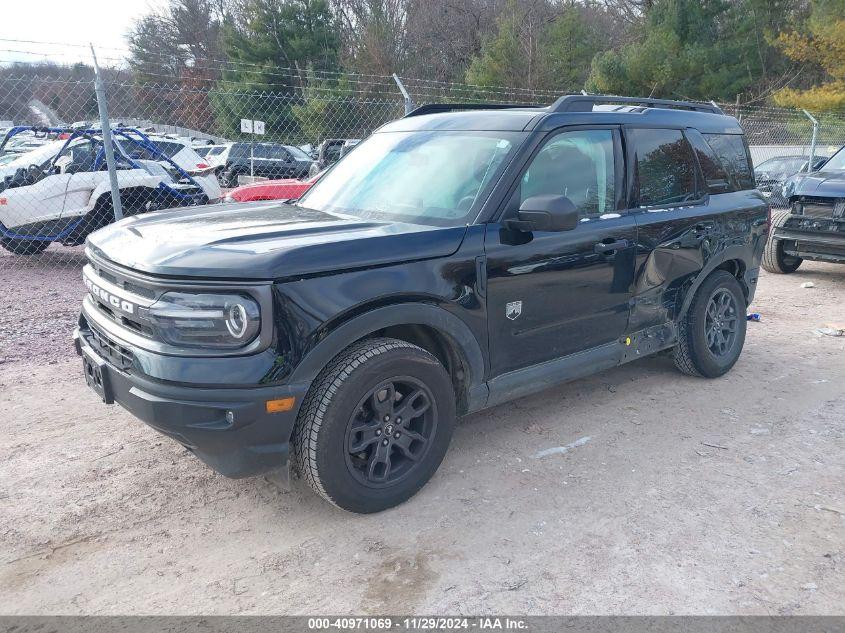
404, 102, 542, 118
549, 94, 724, 115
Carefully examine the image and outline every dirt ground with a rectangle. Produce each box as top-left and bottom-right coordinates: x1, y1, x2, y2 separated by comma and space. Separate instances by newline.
0, 252, 843, 615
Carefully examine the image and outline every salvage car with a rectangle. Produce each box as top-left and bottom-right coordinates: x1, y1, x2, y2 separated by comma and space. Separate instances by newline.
214, 142, 314, 187
755, 154, 827, 207
308, 138, 360, 177
764, 144, 845, 272
75, 96, 767, 512
0, 126, 220, 255
223, 170, 323, 203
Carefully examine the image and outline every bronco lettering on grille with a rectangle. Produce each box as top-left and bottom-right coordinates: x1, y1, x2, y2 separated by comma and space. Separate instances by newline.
84, 275, 136, 315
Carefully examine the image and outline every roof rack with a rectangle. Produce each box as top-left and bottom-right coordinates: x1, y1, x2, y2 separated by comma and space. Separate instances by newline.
549, 94, 723, 115
404, 103, 542, 118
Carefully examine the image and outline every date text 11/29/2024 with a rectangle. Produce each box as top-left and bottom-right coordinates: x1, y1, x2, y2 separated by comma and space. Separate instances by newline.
306, 617, 527, 630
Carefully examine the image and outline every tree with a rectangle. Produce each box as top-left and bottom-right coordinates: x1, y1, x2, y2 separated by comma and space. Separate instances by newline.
127, 0, 227, 131
214, 0, 341, 140
774, 0, 845, 110
465, 0, 607, 95
540, 3, 605, 91
586, 0, 789, 101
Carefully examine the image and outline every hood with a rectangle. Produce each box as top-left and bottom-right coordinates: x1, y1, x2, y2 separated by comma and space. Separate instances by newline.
86, 201, 467, 280
785, 170, 845, 198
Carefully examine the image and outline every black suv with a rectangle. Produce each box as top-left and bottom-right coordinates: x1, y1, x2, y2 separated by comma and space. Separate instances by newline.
763, 145, 845, 273
216, 142, 313, 187
75, 95, 767, 513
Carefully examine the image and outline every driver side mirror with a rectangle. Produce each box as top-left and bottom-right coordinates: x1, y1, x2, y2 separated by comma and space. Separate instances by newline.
506, 195, 579, 232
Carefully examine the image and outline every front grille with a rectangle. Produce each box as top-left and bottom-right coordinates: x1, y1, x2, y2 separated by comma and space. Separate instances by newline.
798, 197, 839, 220
90, 296, 154, 337
89, 259, 160, 300
87, 322, 134, 372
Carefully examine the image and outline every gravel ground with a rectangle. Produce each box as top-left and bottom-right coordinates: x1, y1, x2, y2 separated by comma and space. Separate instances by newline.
0, 255, 843, 615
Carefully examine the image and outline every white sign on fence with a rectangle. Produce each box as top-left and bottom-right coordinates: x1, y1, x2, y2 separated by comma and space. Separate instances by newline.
240, 119, 266, 135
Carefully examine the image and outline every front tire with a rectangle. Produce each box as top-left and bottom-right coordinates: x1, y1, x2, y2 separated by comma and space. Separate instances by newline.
674, 271, 747, 378
293, 338, 455, 513
762, 210, 802, 274
0, 238, 50, 255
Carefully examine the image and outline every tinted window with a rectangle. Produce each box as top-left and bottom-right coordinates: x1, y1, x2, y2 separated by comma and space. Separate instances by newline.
268, 145, 290, 160
286, 145, 311, 160
119, 138, 185, 160
520, 129, 616, 218
703, 134, 754, 190
229, 143, 249, 158
686, 129, 731, 194
630, 128, 698, 206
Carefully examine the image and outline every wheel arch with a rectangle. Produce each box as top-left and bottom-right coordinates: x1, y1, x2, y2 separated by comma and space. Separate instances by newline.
676, 247, 753, 320
288, 303, 488, 415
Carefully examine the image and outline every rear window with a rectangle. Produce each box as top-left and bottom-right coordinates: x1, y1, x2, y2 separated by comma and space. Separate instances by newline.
685, 129, 732, 194
629, 128, 698, 206
120, 138, 185, 160
286, 145, 311, 161
703, 133, 755, 191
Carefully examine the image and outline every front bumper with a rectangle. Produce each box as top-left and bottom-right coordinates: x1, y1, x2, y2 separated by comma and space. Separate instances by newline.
773, 225, 845, 264
73, 325, 308, 479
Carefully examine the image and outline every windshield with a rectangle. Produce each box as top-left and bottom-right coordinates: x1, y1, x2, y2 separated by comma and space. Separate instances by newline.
758, 157, 804, 176
299, 130, 522, 226
824, 147, 845, 171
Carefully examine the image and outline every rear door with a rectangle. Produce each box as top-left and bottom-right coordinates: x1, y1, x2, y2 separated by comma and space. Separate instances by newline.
625, 127, 754, 332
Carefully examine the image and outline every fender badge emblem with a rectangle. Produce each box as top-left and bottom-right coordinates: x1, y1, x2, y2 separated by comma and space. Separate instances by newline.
506, 300, 522, 320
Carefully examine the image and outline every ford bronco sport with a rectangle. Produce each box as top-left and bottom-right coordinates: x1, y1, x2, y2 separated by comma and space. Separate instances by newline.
763, 144, 845, 273
75, 95, 767, 513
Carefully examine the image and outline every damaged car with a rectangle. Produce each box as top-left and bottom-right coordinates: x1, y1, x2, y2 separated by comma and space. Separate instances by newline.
75, 96, 767, 512
764, 144, 845, 273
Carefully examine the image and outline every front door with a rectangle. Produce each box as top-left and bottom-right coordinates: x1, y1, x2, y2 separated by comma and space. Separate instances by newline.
485, 127, 637, 378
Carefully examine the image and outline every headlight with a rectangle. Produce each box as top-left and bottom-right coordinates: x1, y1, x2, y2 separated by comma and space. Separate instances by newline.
146, 292, 260, 349
782, 180, 795, 199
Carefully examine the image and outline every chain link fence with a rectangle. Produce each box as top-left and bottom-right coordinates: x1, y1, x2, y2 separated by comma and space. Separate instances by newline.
1, 69, 845, 360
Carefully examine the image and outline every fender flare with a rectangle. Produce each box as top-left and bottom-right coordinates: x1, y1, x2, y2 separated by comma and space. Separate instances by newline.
288, 302, 487, 395
676, 245, 752, 319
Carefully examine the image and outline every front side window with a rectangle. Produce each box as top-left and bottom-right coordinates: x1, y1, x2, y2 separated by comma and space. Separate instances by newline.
630, 128, 698, 206
300, 130, 523, 227
519, 129, 616, 218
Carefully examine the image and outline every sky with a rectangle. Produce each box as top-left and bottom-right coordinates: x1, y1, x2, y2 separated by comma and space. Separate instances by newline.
0, 0, 160, 66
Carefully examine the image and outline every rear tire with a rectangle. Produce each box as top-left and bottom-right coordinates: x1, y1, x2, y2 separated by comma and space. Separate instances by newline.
762, 210, 802, 274
292, 337, 455, 513
0, 238, 50, 255
674, 271, 747, 378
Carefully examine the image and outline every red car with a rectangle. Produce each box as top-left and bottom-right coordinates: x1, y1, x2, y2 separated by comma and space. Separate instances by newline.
224, 171, 323, 203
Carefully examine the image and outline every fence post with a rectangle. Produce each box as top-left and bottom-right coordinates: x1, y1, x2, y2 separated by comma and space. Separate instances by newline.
802, 109, 819, 172
393, 74, 415, 115
90, 45, 123, 221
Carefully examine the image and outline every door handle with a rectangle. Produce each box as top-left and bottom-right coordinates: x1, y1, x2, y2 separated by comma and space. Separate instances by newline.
594, 239, 629, 254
